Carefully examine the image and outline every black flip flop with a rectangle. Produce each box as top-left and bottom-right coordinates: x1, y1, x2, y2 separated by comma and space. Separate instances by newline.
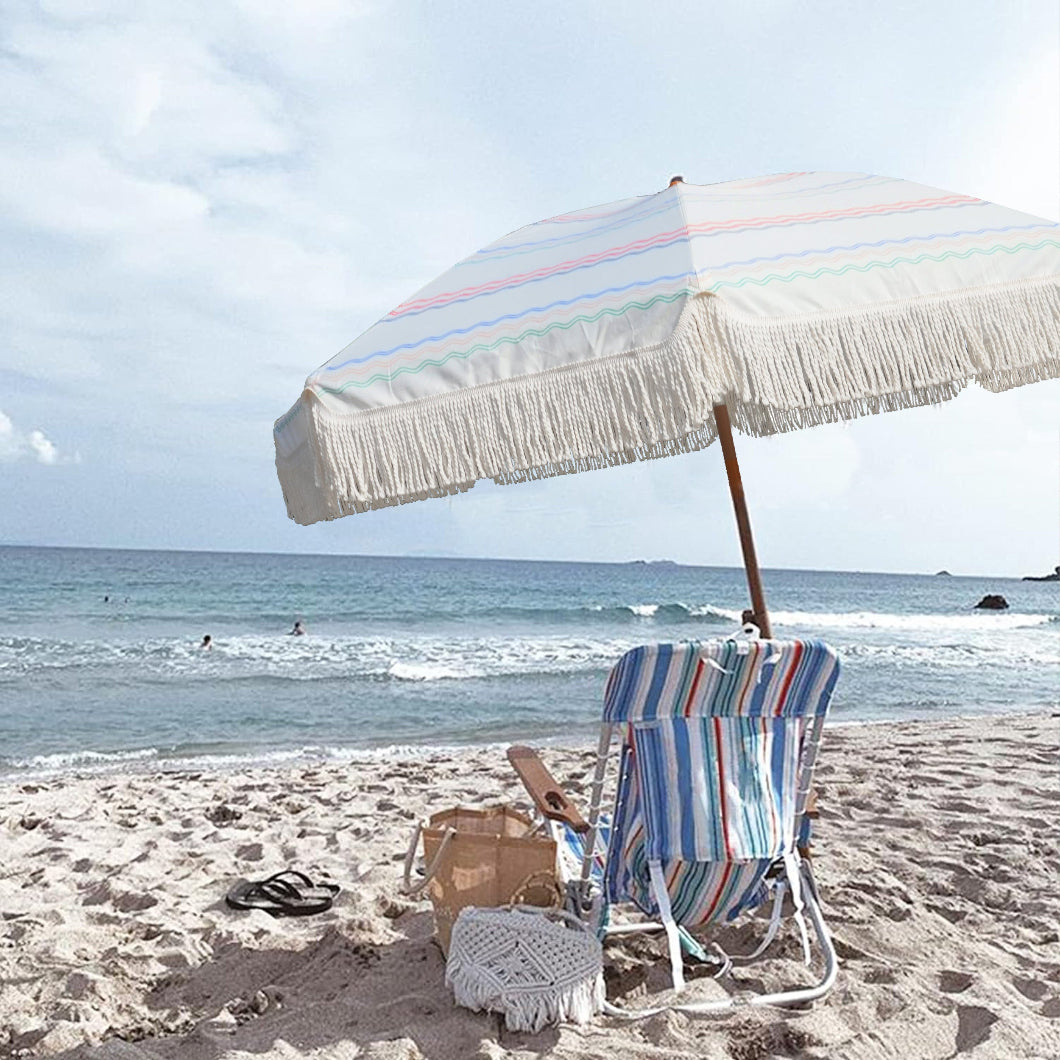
267, 869, 340, 899
225, 871, 339, 917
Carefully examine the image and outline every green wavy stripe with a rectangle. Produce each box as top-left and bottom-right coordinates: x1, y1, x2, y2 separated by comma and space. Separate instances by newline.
317, 290, 690, 393
707, 239, 1060, 290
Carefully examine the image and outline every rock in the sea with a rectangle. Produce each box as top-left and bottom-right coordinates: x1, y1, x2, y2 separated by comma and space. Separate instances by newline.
974, 595, 1009, 610
1021, 565, 1060, 582
935, 570, 952, 576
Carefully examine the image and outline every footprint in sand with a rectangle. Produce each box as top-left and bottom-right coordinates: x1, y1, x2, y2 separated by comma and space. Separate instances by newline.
938, 969, 974, 993
955, 1005, 999, 1052
1012, 976, 1049, 1001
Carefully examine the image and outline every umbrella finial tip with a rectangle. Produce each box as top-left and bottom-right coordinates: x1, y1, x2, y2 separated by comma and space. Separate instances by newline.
668, 175, 684, 187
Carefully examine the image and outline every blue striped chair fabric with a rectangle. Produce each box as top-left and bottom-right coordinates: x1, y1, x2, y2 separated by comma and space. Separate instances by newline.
599, 639, 840, 928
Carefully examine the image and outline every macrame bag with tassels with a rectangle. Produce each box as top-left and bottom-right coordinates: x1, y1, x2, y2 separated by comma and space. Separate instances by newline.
446, 905, 605, 1032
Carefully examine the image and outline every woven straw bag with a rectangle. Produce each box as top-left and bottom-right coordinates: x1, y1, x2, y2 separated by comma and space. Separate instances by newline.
401, 804, 560, 954
446, 905, 605, 1032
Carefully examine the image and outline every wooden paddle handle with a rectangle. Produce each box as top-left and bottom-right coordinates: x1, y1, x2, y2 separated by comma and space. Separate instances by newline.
507, 745, 589, 834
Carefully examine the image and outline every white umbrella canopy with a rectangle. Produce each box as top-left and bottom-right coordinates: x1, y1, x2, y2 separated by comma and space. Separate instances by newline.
275, 171, 1060, 631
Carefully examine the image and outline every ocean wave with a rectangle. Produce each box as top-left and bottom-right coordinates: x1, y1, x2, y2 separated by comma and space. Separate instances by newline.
14, 597, 741, 626
589, 602, 739, 623
627, 603, 658, 618
0, 633, 641, 684
9, 747, 161, 772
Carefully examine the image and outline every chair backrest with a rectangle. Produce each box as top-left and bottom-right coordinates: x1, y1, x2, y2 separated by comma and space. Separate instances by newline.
604, 639, 839, 723
603, 639, 840, 867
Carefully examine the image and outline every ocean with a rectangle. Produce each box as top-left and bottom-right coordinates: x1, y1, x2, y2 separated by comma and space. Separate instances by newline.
0, 546, 1055, 777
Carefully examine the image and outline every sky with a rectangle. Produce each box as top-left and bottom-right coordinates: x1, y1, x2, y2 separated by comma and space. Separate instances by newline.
1, 0, 1058, 577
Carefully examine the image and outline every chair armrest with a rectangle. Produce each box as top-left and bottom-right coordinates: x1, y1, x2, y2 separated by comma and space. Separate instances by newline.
506, 745, 589, 833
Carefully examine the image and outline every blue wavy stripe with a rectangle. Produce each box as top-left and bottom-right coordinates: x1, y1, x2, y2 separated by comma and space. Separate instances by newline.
320, 274, 692, 373
377, 238, 694, 327
695, 222, 1054, 279
318, 292, 688, 392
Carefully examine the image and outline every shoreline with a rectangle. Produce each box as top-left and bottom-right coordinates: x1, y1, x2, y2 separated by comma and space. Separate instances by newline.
2, 707, 1056, 784
1, 711, 1058, 1058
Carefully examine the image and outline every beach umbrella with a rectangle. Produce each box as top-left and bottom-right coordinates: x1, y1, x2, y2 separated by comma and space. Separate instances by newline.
274, 172, 1060, 635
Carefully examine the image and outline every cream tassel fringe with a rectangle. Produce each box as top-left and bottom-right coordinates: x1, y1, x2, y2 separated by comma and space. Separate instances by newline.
275, 276, 1060, 524
443, 905, 606, 1032
446, 958, 605, 1033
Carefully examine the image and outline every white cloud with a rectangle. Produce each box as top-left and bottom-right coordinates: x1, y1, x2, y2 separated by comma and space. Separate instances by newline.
0, 410, 73, 466
26, 430, 59, 465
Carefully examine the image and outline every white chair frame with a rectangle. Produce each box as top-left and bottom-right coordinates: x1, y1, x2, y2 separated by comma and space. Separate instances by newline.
574, 715, 838, 1017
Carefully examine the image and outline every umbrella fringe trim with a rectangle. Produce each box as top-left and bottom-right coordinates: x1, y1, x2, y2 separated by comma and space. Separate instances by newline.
708, 276, 1060, 436
276, 298, 728, 522
276, 276, 1060, 523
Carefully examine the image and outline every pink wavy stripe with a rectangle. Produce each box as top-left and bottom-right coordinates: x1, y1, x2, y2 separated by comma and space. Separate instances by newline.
387, 194, 979, 318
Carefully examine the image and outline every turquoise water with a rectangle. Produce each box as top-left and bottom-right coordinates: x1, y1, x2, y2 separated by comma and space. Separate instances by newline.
0, 546, 1056, 776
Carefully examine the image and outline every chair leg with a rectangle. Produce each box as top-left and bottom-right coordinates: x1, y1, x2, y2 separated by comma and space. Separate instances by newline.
605, 862, 838, 1018
648, 861, 685, 992
744, 862, 838, 1010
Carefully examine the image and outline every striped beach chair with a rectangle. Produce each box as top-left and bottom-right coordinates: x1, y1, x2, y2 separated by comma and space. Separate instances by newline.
571, 637, 841, 1015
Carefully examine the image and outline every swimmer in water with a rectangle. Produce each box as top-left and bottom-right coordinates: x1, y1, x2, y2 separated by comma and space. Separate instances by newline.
200, 634, 212, 650
290, 620, 306, 636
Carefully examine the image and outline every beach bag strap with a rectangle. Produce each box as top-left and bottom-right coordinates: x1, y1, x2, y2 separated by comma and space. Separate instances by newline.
510, 869, 564, 908
400, 820, 455, 897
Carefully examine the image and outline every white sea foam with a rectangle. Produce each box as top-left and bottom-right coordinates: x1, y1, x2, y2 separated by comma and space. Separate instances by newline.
12, 747, 161, 772
1, 606, 1054, 687
840, 641, 1058, 667
379, 635, 639, 681
2, 739, 517, 779
0, 631, 655, 684
618, 601, 741, 622
387, 660, 471, 682
684, 603, 743, 622
768, 609, 1055, 632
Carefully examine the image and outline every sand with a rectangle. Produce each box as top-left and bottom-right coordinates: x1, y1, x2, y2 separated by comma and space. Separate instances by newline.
1, 712, 1058, 1060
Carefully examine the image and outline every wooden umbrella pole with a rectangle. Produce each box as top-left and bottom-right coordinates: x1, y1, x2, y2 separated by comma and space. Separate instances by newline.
713, 403, 772, 638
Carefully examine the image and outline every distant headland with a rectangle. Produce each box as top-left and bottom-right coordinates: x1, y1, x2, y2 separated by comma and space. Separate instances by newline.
1022, 566, 1060, 582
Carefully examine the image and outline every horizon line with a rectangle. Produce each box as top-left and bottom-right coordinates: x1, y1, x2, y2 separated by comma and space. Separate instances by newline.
0, 541, 1054, 583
